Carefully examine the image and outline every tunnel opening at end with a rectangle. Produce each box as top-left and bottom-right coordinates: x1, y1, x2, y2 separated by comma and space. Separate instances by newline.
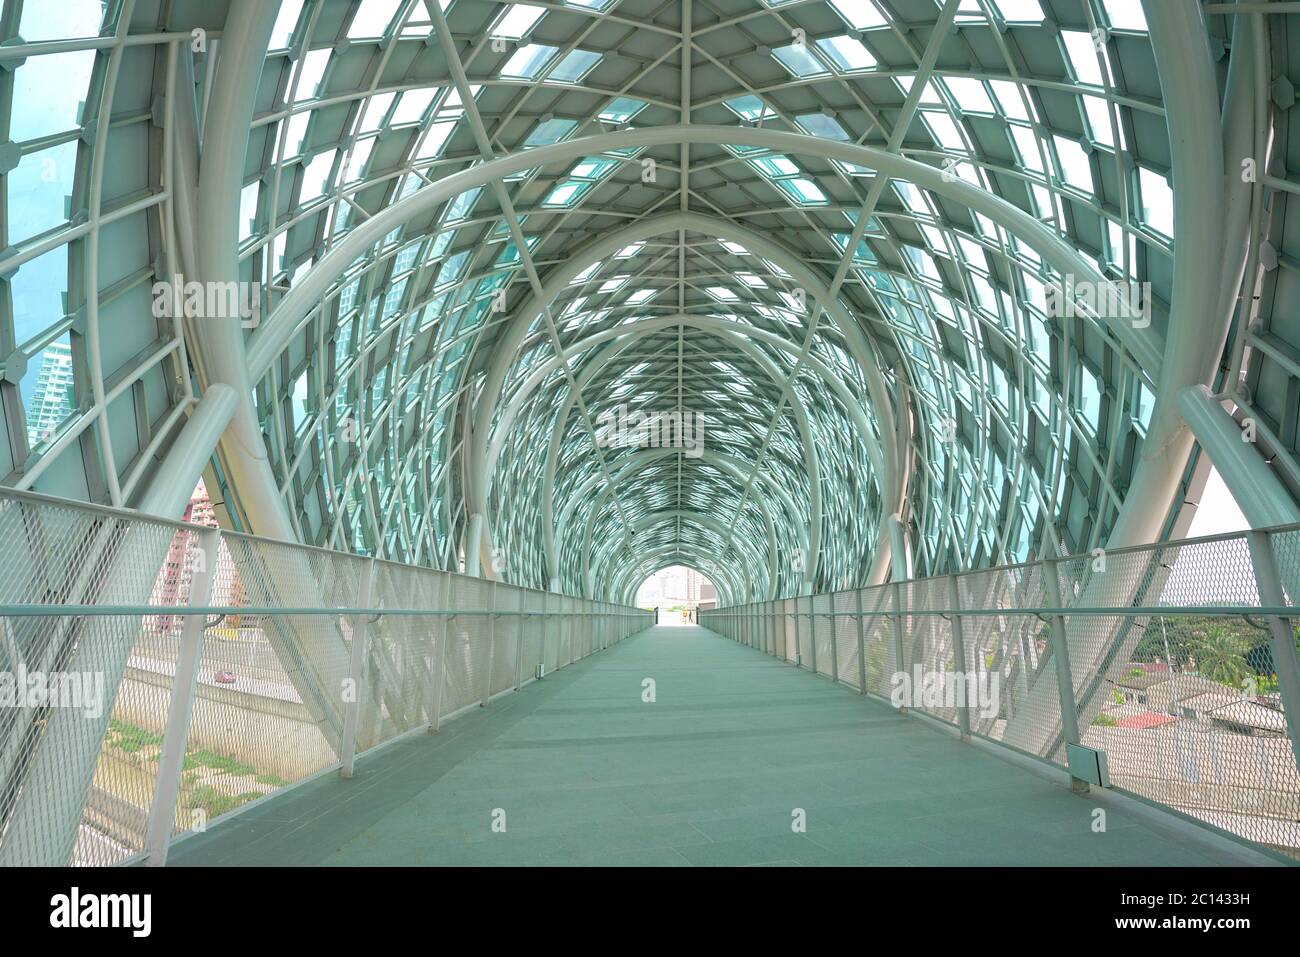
635, 565, 718, 625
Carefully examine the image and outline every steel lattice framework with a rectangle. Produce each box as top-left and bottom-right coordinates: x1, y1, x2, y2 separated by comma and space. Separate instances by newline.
0, 0, 1296, 606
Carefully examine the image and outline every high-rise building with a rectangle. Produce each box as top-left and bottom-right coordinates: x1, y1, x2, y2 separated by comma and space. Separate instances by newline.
25, 341, 74, 447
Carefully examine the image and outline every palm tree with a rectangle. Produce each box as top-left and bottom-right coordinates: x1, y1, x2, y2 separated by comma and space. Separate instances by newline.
1191, 626, 1253, 688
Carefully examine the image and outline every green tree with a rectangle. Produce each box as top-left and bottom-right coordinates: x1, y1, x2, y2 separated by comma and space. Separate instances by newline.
1191, 626, 1252, 688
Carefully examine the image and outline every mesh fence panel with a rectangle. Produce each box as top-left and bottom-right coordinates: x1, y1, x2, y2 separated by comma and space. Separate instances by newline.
0, 490, 650, 866
701, 526, 1300, 858
813, 593, 833, 677
832, 591, 859, 688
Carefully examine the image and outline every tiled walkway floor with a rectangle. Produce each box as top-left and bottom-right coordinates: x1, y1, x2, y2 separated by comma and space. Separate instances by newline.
169, 626, 1273, 866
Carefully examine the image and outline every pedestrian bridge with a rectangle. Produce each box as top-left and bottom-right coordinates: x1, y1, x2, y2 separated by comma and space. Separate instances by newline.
5, 0, 1300, 871
166, 626, 1271, 868
0, 490, 1298, 866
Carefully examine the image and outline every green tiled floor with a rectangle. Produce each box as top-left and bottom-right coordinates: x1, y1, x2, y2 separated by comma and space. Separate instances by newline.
167, 625, 1267, 867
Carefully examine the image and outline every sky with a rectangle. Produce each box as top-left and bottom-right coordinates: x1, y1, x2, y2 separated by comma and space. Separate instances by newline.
1185, 467, 1249, 538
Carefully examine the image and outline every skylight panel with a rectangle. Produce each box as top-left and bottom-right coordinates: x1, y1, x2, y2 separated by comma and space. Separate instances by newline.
17, 0, 103, 41
571, 156, 618, 178
989, 79, 1030, 121
348, 0, 404, 39
944, 77, 995, 114
991, 0, 1043, 22
571, 263, 600, 284
720, 241, 749, 255
1062, 31, 1105, 87
773, 44, 829, 79
920, 224, 948, 252
293, 49, 331, 102
1082, 95, 1117, 149
815, 36, 876, 72
796, 113, 850, 141
542, 181, 587, 207
346, 136, 376, 181
1137, 167, 1173, 237
567, 0, 616, 8
832, 233, 876, 263
446, 187, 482, 221
550, 50, 602, 83
239, 183, 259, 243
777, 178, 828, 206
954, 0, 990, 23
270, 0, 305, 50
751, 155, 800, 177
599, 97, 648, 123
615, 243, 645, 258
416, 120, 457, 159
282, 110, 310, 158
706, 287, 739, 302
723, 95, 776, 123
441, 86, 482, 114
956, 235, 986, 267
525, 117, 577, 146
1053, 135, 1092, 191
598, 276, 629, 294
1010, 124, 1045, 174
738, 273, 767, 288
299, 150, 339, 203
894, 182, 931, 216
360, 92, 396, 132
1102, 0, 1146, 31
501, 44, 558, 79
895, 76, 944, 106
391, 89, 436, 125
923, 111, 966, 151
626, 289, 656, 305
493, 4, 546, 39
828, 0, 886, 29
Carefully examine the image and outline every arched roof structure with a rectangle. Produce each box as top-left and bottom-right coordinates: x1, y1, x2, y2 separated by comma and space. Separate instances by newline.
0, 0, 1294, 605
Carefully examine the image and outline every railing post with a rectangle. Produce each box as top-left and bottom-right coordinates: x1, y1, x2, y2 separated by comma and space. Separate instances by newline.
481, 581, 497, 706
892, 581, 907, 713
540, 590, 549, 676
339, 556, 375, 779
565, 597, 574, 665
946, 574, 972, 742
144, 526, 220, 867
829, 598, 839, 684
855, 588, 867, 694
430, 573, 452, 733
1040, 556, 1087, 793
806, 594, 817, 673
515, 586, 527, 691
1246, 529, 1300, 773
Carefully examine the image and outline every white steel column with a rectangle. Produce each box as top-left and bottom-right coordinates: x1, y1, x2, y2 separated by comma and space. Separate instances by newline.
143, 526, 220, 866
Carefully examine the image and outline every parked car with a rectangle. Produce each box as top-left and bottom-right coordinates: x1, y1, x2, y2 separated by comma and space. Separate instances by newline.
213, 670, 237, 684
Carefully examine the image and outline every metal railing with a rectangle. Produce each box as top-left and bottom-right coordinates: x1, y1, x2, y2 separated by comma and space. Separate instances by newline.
0, 488, 651, 867
702, 524, 1300, 859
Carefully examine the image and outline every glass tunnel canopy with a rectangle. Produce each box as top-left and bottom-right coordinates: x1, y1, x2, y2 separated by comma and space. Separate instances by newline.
0, 0, 1292, 607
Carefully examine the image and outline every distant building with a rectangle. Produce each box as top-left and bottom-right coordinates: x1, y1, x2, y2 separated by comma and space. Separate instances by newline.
26, 341, 74, 446
148, 479, 241, 636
